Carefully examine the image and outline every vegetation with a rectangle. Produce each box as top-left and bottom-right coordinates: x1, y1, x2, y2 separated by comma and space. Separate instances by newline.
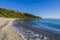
0, 8, 41, 20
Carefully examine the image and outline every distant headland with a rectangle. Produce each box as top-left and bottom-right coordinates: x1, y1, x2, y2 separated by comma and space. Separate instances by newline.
0, 8, 42, 20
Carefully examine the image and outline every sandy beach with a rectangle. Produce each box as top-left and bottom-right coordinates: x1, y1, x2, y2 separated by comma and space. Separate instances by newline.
0, 18, 21, 40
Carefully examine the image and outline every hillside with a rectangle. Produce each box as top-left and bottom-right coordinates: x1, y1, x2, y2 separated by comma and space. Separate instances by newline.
0, 8, 41, 20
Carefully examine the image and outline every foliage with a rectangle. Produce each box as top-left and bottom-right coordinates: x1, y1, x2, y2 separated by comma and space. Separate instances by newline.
0, 8, 42, 20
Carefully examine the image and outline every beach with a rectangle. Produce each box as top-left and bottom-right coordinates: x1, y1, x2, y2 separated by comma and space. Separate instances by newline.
0, 18, 21, 40
0, 18, 60, 40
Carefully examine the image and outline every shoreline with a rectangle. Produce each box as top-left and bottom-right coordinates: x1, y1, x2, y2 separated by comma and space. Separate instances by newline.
0, 18, 22, 40
12, 19, 60, 40
0, 18, 60, 40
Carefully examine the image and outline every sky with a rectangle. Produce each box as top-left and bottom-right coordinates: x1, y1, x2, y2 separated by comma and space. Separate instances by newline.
0, 0, 60, 18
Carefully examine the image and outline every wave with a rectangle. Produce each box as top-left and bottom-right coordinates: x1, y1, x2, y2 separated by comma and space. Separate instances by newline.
36, 22, 60, 34
39, 20, 60, 25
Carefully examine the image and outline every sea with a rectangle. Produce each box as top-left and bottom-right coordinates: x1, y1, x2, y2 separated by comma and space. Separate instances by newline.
12, 18, 60, 40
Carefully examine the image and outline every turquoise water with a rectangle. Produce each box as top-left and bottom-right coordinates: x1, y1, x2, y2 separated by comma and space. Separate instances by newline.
12, 19, 60, 40
13, 19, 60, 34
27, 19, 60, 30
